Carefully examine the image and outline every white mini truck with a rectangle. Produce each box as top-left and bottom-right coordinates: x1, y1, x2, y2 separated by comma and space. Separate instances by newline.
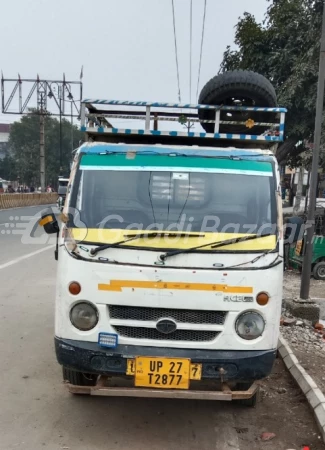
40, 71, 287, 406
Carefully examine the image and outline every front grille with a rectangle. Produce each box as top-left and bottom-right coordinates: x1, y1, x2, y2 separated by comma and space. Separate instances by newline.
109, 305, 227, 325
113, 326, 219, 342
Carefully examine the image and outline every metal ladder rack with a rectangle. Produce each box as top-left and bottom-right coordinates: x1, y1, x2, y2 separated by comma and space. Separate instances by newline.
80, 99, 287, 149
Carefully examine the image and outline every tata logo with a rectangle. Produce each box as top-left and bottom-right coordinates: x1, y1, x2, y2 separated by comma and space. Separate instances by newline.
156, 318, 177, 334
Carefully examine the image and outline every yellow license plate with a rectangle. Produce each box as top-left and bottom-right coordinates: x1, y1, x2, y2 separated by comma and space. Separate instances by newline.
134, 357, 191, 390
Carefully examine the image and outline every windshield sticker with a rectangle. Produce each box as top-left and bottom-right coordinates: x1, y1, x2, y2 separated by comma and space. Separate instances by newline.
172, 173, 189, 180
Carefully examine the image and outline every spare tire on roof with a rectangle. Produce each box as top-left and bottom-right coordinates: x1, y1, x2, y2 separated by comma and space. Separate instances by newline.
198, 70, 277, 135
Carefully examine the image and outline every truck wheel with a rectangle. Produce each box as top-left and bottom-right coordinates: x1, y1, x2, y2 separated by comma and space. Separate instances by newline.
313, 262, 325, 280
198, 71, 277, 135
62, 367, 98, 386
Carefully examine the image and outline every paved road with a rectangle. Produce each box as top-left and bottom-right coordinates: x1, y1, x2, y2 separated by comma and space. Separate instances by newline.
0, 205, 323, 450
0, 204, 57, 264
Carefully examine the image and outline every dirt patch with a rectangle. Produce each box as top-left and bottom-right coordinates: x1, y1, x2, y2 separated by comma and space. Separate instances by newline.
236, 358, 325, 449
284, 270, 325, 299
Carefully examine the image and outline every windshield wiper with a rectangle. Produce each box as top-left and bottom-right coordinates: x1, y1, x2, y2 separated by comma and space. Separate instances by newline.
159, 233, 273, 263
90, 232, 204, 256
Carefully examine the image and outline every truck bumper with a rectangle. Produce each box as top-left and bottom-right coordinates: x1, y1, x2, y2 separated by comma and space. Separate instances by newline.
55, 337, 276, 382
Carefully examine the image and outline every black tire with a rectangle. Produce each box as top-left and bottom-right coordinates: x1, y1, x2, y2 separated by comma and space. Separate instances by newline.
62, 367, 98, 386
198, 70, 277, 134
313, 261, 325, 280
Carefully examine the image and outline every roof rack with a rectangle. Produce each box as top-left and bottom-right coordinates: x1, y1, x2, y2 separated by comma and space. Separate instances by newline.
80, 100, 287, 149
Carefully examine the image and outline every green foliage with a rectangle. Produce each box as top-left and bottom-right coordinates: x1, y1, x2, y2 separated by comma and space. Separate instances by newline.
0, 153, 17, 181
178, 114, 188, 125
7, 112, 84, 187
220, 0, 324, 165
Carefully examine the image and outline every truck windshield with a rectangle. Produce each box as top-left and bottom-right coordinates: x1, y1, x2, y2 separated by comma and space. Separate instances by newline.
71, 155, 276, 236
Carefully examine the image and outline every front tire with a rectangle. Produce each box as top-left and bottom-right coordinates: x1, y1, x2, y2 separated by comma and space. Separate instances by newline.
62, 367, 98, 386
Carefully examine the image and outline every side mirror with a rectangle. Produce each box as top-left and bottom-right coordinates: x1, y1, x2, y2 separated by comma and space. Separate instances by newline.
39, 209, 59, 234
284, 216, 304, 244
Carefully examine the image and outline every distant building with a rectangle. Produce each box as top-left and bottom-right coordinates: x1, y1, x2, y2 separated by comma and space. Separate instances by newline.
0, 124, 11, 160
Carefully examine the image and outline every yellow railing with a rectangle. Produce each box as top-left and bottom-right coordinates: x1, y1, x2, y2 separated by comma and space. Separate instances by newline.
0, 193, 58, 210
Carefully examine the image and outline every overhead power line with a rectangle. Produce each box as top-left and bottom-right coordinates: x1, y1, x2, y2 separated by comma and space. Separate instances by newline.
171, 0, 182, 103
196, 0, 208, 101
189, 0, 193, 103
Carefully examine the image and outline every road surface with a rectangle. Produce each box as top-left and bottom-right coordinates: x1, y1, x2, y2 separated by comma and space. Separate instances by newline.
0, 205, 324, 450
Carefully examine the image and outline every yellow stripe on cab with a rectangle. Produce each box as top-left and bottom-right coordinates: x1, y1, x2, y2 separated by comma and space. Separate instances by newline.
98, 280, 253, 294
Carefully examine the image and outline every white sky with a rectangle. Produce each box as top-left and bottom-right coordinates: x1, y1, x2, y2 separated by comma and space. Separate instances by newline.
0, 0, 268, 125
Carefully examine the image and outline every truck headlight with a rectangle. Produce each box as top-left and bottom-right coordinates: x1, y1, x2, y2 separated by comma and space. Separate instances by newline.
235, 311, 265, 340
70, 302, 99, 331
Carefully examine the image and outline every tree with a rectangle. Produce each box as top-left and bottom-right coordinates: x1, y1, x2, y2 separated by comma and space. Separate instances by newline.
220, 0, 324, 166
8, 111, 84, 187
0, 153, 17, 181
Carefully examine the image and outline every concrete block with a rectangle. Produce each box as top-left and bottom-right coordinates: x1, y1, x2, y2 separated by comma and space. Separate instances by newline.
289, 363, 303, 379
282, 353, 299, 370
306, 388, 325, 409
289, 364, 305, 385
289, 363, 317, 394
284, 298, 320, 322
278, 335, 291, 350
312, 298, 325, 321
278, 343, 293, 359
315, 404, 325, 428
297, 372, 318, 395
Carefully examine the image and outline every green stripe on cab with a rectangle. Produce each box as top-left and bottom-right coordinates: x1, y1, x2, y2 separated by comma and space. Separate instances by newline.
80, 154, 273, 174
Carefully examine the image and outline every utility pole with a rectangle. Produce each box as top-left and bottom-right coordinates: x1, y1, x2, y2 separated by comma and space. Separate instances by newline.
39, 90, 46, 192
293, 167, 304, 216
304, 170, 311, 214
59, 85, 63, 176
300, 1, 325, 299
70, 101, 74, 153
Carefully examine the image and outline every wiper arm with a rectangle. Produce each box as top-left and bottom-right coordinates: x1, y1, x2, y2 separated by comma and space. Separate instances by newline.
90, 232, 204, 256
159, 233, 272, 263
210, 233, 272, 249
